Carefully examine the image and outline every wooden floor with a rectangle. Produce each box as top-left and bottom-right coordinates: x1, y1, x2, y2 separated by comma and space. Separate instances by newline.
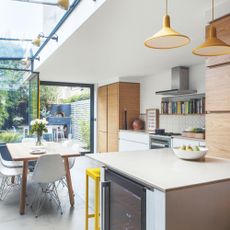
0, 156, 101, 230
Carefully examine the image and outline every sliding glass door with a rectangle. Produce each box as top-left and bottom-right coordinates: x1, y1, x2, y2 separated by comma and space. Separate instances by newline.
40, 81, 94, 153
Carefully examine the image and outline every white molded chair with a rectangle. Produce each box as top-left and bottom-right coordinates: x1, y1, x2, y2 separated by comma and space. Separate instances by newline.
31, 154, 66, 217
0, 158, 22, 200
62, 141, 79, 169
0, 154, 23, 168
57, 142, 78, 189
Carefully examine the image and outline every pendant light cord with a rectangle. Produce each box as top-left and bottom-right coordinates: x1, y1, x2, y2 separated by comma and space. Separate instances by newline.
165, 0, 168, 15
212, 0, 214, 21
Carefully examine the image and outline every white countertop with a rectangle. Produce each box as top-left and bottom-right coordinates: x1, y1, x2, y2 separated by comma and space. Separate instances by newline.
88, 149, 230, 191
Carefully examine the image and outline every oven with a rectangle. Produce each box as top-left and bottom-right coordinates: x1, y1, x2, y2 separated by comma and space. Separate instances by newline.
149, 135, 172, 149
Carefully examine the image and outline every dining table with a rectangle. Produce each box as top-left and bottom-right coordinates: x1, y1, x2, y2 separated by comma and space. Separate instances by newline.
6, 142, 81, 215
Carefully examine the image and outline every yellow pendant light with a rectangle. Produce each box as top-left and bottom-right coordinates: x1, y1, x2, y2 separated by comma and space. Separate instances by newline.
58, 0, 69, 10
193, 0, 230, 56
144, 0, 190, 49
32, 35, 41, 47
11, 0, 69, 10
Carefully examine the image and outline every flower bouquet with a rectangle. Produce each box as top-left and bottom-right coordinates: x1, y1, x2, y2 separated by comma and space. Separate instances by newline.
30, 118, 48, 146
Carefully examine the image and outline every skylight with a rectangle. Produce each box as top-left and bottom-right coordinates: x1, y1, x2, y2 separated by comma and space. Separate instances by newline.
0, 0, 75, 69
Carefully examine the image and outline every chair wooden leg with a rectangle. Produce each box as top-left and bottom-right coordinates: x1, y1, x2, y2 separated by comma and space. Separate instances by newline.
85, 174, 89, 230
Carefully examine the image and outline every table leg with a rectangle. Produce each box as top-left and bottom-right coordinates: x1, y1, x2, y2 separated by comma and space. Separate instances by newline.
20, 160, 28, 215
64, 157, 75, 207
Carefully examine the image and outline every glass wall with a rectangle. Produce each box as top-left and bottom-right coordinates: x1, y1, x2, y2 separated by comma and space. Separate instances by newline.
0, 69, 29, 143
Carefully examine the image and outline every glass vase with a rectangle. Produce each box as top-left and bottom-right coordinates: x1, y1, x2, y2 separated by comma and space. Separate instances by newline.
36, 134, 42, 146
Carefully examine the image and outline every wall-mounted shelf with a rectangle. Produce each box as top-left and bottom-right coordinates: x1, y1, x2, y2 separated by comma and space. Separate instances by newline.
160, 113, 206, 116
161, 93, 205, 115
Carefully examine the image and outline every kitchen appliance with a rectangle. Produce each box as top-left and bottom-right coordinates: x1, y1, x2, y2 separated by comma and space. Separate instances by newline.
101, 168, 147, 230
155, 128, 165, 135
155, 66, 197, 96
150, 132, 181, 149
150, 135, 172, 149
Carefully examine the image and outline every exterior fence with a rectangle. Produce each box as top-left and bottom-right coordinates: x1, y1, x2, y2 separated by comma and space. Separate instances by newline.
71, 99, 90, 148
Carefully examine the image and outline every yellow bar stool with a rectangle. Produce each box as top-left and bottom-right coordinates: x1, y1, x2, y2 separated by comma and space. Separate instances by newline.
85, 168, 100, 230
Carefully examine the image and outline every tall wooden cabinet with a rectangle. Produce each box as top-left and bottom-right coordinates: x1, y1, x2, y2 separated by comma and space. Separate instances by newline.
97, 82, 140, 153
97, 86, 108, 152
206, 15, 230, 159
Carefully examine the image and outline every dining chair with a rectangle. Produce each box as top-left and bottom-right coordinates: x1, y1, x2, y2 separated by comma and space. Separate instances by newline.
58, 143, 79, 189
21, 137, 44, 172
0, 158, 23, 200
31, 154, 66, 217
0, 145, 23, 168
0, 154, 23, 168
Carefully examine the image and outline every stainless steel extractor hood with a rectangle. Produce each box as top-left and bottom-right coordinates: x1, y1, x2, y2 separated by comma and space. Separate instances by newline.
155, 66, 197, 96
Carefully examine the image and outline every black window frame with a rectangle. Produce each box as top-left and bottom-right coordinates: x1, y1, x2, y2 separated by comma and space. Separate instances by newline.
40, 81, 95, 153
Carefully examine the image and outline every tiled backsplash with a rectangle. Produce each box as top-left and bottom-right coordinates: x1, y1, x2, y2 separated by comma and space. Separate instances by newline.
160, 115, 205, 133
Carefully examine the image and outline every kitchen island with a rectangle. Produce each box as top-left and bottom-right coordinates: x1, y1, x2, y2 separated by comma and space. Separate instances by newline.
88, 149, 230, 230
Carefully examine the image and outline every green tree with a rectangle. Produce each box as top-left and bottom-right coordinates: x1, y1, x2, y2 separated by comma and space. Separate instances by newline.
0, 92, 8, 127
40, 85, 59, 111
0, 59, 28, 129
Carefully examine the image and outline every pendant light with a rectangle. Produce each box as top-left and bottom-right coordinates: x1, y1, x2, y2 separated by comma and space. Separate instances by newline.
32, 33, 58, 47
11, 0, 69, 10
193, 0, 230, 56
144, 0, 190, 49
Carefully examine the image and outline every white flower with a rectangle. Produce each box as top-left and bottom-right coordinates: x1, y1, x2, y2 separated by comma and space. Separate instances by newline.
42, 118, 48, 125
30, 120, 35, 126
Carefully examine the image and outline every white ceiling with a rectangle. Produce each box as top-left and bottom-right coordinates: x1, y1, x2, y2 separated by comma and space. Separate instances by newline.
37, 0, 227, 84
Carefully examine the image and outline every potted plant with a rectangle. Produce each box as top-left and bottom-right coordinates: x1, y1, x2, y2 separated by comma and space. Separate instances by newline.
30, 119, 48, 146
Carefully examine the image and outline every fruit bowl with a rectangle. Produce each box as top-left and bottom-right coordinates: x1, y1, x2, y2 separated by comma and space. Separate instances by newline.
173, 147, 208, 161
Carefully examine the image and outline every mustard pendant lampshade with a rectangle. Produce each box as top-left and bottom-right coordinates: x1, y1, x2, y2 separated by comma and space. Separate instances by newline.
58, 0, 69, 10
32, 35, 41, 47
11, 0, 69, 10
193, 0, 230, 56
144, 0, 190, 49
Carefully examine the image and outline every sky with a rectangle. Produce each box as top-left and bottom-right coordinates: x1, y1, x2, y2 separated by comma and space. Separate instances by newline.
0, 0, 43, 39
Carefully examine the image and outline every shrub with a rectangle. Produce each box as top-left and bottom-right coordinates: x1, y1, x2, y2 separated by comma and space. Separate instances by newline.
0, 131, 22, 143
78, 120, 90, 149
61, 92, 90, 103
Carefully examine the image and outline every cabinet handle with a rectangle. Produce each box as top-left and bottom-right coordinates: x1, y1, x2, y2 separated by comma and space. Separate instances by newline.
101, 181, 110, 230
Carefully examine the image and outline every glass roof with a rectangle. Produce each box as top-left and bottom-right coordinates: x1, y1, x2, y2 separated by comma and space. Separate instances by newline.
0, 0, 75, 69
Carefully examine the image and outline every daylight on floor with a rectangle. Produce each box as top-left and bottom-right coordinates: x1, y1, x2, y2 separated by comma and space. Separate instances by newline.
0, 0, 230, 229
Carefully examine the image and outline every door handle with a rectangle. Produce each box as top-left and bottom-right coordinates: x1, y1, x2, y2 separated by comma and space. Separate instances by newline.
101, 181, 110, 230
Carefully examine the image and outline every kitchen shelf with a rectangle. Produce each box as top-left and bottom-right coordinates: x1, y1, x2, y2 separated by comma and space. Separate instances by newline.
161, 93, 206, 115
160, 113, 206, 116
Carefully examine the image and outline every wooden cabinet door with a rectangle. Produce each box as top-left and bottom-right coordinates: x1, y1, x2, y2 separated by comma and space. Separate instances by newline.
98, 86, 108, 132
119, 83, 140, 129
97, 131, 107, 153
206, 113, 230, 159
108, 83, 119, 134
206, 64, 230, 112
108, 132, 118, 152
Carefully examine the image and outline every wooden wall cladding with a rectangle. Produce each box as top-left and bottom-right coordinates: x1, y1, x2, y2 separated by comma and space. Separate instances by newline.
206, 113, 230, 159
206, 64, 230, 111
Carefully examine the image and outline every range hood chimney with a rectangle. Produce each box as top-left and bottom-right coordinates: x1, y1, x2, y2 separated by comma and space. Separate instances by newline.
155, 66, 197, 96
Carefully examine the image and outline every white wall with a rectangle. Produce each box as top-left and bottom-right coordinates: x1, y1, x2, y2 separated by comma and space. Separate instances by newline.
34, 0, 107, 71
139, 63, 205, 113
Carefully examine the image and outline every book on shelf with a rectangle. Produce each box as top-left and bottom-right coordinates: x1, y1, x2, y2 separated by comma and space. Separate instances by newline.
161, 97, 205, 115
